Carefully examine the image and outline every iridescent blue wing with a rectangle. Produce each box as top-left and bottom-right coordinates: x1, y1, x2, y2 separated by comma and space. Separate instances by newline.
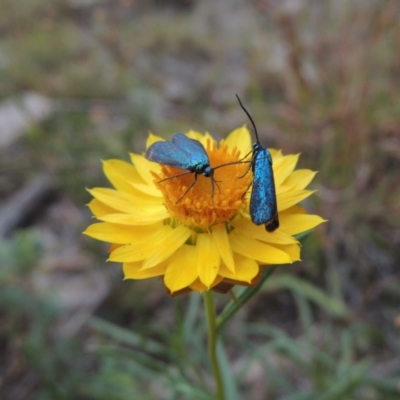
171, 133, 210, 167
145, 139, 193, 170
250, 147, 279, 232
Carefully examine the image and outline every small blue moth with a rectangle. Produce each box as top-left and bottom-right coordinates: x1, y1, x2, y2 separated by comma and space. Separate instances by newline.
145, 133, 220, 203
236, 94, 279, 232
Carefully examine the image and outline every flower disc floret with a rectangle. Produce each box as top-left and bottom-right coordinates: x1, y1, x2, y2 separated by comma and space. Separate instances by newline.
153, 140, 252, 229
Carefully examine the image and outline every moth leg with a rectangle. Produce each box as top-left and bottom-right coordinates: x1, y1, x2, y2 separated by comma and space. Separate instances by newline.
175, 173, 198, 204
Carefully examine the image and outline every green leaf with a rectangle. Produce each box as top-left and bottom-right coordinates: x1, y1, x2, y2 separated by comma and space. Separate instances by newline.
217, 339, 239, 400
263, 274, 349, 318
88, 317, 166, 356
216, 267, 277, 331
315, 359, 371, 400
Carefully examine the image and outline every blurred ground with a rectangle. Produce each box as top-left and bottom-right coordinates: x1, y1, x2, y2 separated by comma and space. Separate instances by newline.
0, 0, 399, 399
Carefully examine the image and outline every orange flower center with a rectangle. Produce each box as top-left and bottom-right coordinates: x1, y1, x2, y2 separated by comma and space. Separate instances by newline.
153, 139, 252, 229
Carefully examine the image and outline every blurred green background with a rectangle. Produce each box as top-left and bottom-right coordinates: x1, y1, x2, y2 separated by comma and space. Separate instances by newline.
1, 1, 399, 399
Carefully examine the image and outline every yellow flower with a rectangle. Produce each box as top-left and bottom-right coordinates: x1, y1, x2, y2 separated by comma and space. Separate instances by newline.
83, 127, 325, 295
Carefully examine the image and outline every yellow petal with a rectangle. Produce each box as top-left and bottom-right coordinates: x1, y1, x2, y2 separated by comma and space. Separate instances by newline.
83, 222, 160, 244
130, 153, 161, 183
231, 217, 299, 245
98, 206, 168, 225
185, 131, 214, 149
196, 233, 220, 288
129, 181, 162, 197
164, 245, 198, 293
280, 214, 326, 235
212, 223, 235, 273
123, 261, 167, 279
108, 225, 176, 261
146, 132, 165, 148
87, 199, 119, 218
184, 130, 208, 148
190, 276, 224, 292
271, 243, 301, 262
186, 130, 204, 140
102, 159, 145, 193
103, 160, 162, 202
219, 253, 259, 283
281, 205, 306, 215
273, 154, 300, 187
278, 189, 316, 212
282, 169, 317, 190
189, 279, 208, 292
229, 230, 292, 264
275, 183, 294, 196
88, 188, 141, 213
142, 225, 193, 269
270, 149, 283, 159
225, 125, 252, 156
109, 240, 155, 262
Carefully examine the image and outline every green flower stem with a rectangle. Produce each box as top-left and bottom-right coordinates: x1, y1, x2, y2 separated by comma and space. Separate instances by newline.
204, 291, 225, 400
216, 267, 276, 332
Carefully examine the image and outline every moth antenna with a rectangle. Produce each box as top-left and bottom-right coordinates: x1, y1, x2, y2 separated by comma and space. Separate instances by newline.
235, 94, 260, 144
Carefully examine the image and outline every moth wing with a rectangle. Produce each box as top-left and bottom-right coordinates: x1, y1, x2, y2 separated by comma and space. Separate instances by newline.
145, 140, 192, 169
250, 149, 279, 230
172, 133, 210, 166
